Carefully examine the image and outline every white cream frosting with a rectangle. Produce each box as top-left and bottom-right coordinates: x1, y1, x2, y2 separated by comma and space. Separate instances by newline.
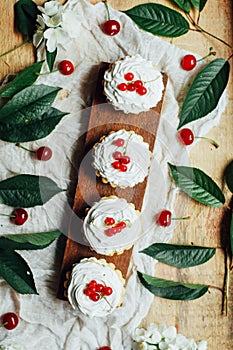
104, 54, 164, 114
92, 129, 151, 187
83, 196, 141, 255
67, 257, 124, 318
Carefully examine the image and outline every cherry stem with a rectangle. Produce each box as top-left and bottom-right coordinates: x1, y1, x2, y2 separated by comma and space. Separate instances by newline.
196, 47, 216, 62
0, 40, 32, 59
15, 143, 35, 154
0, 322, 8, 328
102, 0, 111, 21
102, 296, 114, 309
0, 213, 16, 218
194, 136, 219, 148
36, 69, 58, 76
171, 216, 191, 221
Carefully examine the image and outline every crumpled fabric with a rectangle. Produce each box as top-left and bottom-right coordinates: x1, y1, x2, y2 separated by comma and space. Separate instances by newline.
0, 0, 226, 349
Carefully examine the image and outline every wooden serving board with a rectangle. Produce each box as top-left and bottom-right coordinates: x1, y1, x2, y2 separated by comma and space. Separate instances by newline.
57, 63, 168, 300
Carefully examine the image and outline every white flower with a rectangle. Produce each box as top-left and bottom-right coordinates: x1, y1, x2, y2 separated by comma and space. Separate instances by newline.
42, 13, 62, 28
44, 27, 69, 52
162, 326, 177, 342
38, 1, 62, 16
33, 15, 45, 47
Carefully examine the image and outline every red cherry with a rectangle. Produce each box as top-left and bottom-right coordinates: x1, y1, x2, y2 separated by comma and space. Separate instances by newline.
96, 284, 104, 292
98, 347, 111, 350
103, 286, 113, 296
111, 161, 121, 169
120, 155, 130, 164
133, 80, 143, 88
124, 72, 134, 81
127, 83, 136, 92
102, 20, 120, 36
136, 86, 147, 95
104, 217, 115, 226
178, 128, 195, 146
89, 292, 100, 302
119, 164, 127, 172
36, 146, 52, 161
115, 221, 127, 230
58, 60, 75, 75
1, 312, 19, 330
157, 210, 172, 227
112, 151, 122, 160
113, 138, 125, 147
180, 54, 197, 71
10, 208, 28, 226
117, 83, 127, 91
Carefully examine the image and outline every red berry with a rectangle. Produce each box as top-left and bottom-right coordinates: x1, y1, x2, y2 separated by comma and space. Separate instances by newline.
115, 221, 127, 230
136, 86, 147, 96
83, 287, 91, 296
133, 80, 143, 88
10, 208, 28, 226
104, 228, 114, 237
1, 312, 19, 330
58, 60, 75, 75
104, 217, 115, 226
117, 83, 127, 91
157, 210, 172, 227
102, 20, 120, 36
103, 286, 113, 296
180, 54, 197, 71
96, 284, 104, 293
178, 128, 195, 146
89, 292, 100, 302
120, 155, 130, 164
98, 347, 111, 350
36, 146, 52, 161
89, 280, 97, 287
119, 164, 127, 172
112, 151, 122, 160
127, 83, 136, 92
113, 138, 125, 147
124, 72, 134, 81
111, 161, 121, 169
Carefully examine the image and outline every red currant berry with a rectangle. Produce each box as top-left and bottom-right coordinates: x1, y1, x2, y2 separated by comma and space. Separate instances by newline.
104, 217, 115, 226
124, 72, 134, 81
89, 280, 97, 287
120, 155, 130, 164
10, 208, 28, 226
127, 84, 136, 92
133, 80, 143, 88
102, 20, 120, 36
83, 287, 91, 296
98, 347, 111, 350
180, 54, 197, 71
178, 128, 195, 146
89, 292, 100, 302
115, 221, 127, 230
104, 228, 114, 237
119, 164, 127, 172
112, 161, 121, 169
58, 60, 75, 75
117, 83, 127, 91
96, 284, 104, 293
136, 86, 147, 96
103, 286, 113, 296
157, 210, 172, 227
36, 146, 52, 161
113, 138, 125, 147
112, 151, 122, 160
1, 312, 19, 330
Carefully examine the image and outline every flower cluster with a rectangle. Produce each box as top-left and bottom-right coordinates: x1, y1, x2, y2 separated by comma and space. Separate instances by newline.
132, 323, 207, 350
33, 1, 82, 53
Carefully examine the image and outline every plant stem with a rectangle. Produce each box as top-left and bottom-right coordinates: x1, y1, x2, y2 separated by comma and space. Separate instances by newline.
172, 216, 191, 221
0, 40, 32, 59
102, 0, 111, 21
0, 213, 15, 218
15, 143, 35, 153
194, 136, 219, 148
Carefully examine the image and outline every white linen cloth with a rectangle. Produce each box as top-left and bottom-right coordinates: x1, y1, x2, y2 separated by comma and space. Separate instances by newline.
0, 0, 227, 349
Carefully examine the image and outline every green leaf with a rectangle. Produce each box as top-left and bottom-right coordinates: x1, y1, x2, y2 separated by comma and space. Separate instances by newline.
225, 160, 233, 193
0, 230, 61, 251
0, 174, 63, 208
46, 48, 57, 72
0, 250, 37, 294
140, 243, 216, 268
230, 211, 233, 256
172, 0, 191, 13
0, 61, 43, 98
178, 58, 230, 129
168, 163, 225, 207
14, 0, 39, 38
0, 84, 61, 125
0, 107, 68, 142
138, 271, 209, 300
190, 0, 208, 11
123, 3, 189, 37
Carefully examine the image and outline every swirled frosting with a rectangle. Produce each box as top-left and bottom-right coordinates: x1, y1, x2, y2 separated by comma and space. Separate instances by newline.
83, 196, 141, 255
104, 54, 164, 114
67, 257, 124, 318
92, 129, 151, 187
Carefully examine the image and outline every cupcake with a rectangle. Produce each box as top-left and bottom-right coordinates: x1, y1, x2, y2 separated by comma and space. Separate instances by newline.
83, 196, 141, 255
67, 257, 125, 318
103, 54, 164, 114
92, 129, 151, 188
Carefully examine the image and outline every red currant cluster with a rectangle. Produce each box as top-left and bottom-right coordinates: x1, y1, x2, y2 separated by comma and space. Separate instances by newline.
83, 280, 113, 302
117, 72, 147, 96
111, 138, 131, 172
104, 217, 127, 236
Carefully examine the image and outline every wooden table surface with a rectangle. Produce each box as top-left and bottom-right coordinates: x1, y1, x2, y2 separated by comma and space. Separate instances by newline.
0, 0, 232, 349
